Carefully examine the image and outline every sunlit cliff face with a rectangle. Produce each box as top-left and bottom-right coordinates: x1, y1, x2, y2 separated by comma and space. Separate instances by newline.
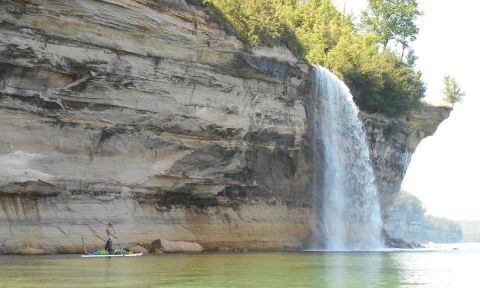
0, 0, 449, 254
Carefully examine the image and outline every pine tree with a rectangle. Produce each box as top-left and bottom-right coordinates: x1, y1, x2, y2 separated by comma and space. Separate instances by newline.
442, 75, 465, 108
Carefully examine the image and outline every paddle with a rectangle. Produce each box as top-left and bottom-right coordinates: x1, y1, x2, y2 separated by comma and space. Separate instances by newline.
110, 224, 124, 255
81, 236, 88, 255
111, 224, 118, 239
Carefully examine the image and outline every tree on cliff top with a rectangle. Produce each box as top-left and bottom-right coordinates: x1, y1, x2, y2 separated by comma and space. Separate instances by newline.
361, 0, 422, 60
442, 75, 465, 108
202, 0, 426, 116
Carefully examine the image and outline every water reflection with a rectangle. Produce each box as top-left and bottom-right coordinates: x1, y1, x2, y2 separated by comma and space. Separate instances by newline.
391, 248, 480, 288
320, 252, 401, 287
0, 249, 477, 288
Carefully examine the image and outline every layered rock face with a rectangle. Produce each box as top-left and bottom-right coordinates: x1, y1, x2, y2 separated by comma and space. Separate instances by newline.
361, 104, 451, 218
0, 0, 311, 253
0, 0, 449, 253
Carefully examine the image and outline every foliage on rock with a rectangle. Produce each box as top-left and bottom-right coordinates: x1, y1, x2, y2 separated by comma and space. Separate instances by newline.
202, 0, 425, 116
385, 192, 463, 243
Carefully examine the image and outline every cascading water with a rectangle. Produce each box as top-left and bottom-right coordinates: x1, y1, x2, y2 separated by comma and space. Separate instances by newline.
310, 65, 383, 251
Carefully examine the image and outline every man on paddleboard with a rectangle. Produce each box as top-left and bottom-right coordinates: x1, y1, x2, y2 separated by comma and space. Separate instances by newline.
105, 223, 117, 254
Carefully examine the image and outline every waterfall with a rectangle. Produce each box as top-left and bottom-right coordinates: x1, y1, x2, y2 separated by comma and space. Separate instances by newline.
310, 65, 383, 251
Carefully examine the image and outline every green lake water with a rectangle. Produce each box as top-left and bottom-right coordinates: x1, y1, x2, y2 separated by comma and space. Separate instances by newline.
1, 245, 479, 288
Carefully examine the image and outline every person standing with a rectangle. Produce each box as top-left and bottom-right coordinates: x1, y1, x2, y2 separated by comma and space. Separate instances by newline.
105, 222, 117, 254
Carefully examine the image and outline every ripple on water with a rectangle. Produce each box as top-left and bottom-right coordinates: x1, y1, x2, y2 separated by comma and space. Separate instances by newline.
0, 248, 478, 288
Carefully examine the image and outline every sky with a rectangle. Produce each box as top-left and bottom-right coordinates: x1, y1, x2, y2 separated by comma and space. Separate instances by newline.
332, 0, 480, 220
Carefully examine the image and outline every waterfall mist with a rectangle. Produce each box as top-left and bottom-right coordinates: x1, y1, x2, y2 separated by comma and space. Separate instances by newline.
310, 65, 383, 251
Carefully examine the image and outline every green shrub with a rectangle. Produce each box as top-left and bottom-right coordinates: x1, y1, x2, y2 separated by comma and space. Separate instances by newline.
201, 0, 425, 116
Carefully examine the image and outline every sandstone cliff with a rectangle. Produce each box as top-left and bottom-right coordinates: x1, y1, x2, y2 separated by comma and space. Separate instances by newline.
0, 0, 449, 253
361, 104, 451, 218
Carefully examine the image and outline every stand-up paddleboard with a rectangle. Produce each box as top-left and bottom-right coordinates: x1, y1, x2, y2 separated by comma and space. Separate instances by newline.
81, 253, 143, 258
80, 230, 144, 258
